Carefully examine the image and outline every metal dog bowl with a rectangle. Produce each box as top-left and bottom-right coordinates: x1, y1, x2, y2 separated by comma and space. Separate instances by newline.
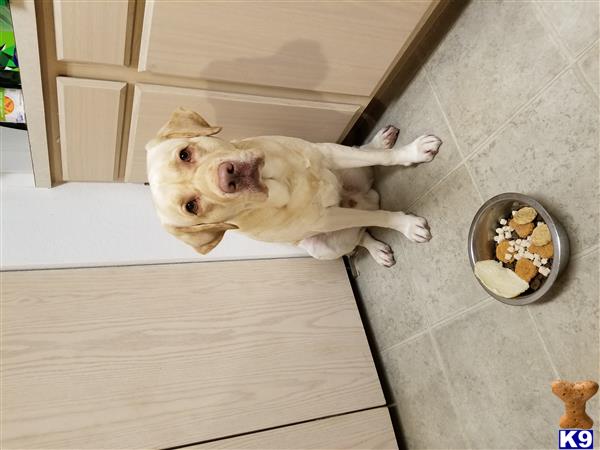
468, 193, 570, 305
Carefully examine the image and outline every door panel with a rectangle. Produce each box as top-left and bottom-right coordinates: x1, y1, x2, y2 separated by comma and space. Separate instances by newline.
193, 408, 398, 449
53, 0, 132, 65
125, 83, 360, 182
138, 1, 434, 95
57, 77, 126, 181
1, 259, 383, 449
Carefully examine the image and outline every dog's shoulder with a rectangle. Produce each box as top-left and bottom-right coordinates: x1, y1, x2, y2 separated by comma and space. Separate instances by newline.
231, 135, 313, 153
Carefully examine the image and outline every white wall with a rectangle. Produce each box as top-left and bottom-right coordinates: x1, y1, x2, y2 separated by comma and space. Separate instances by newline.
0, 127, 32, 173
0, 173, 306, 270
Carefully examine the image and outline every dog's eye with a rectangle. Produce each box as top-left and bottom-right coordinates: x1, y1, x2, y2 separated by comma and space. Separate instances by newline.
179, 148, 191, 162
185, 199, 198, 215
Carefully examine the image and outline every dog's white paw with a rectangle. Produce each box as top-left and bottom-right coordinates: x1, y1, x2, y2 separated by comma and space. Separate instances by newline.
371, 125, 399, 149
367, 240, 396, 267
407, 135, 442, 164
394, 214, 431, 243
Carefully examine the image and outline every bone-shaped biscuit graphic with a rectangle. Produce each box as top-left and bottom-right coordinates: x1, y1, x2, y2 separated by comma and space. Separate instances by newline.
552, 380, 598, 429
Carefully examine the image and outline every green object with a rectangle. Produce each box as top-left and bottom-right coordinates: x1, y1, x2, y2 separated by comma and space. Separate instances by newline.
0, 0, 19, 71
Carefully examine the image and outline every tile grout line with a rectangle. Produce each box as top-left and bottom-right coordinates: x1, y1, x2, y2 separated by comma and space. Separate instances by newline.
570, 244, 600, 261
380, 327, 431, 356
533, 0, 599, 99
427, 330, 474, 449
401, 52, 467, 211
531, 0, 577, 65
574, 39, 600, 100
533, 0, 598, 63
422, 59, 486, 204
404, 160, 465, 212
463, 61, 574, 165
428, 296, 491, 331
526, 306, 561, 379
381, 295, 491, 355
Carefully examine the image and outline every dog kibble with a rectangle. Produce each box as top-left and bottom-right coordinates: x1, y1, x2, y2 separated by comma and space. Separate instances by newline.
513, 206, 537, 224
510, 218, 534, 238
515, 258, 537, 282
529, 242, 554, 259
496, 241, 513, 263
531, 223, 551, 246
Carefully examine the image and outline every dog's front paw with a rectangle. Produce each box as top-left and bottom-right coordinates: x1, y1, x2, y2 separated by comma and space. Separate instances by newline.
368, 240, 396, 267
371, 125, 399, 149
394, 214, 431, 243
406, 135, 442, 165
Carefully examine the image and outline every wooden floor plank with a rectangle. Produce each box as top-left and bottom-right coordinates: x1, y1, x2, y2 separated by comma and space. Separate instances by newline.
1, 259, 384, 449
192, 408, 398, 449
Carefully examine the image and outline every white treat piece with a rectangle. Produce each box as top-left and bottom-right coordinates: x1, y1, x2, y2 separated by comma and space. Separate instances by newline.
514, 254, 522, 260
496, 228, 503, 233
504, 232, 512, 239
507, 246, 515, 252
474, 260, 529, 298
503, 225, 510, 231
500, 218, 507, 225
533, 260, 542, 267
518, 248, 525, 255
537, 221, 543, 226
539, 266, 551, 277
509, 240, 516, 245
526, 235, 532, 241
516, 239, 522, 244
523, 241, 530, 248
507, 227, 514, 232
524, 251, 534, 260
512, 211, 517, 216
504, 253, 512, 260
541, 258, 548, 264
493, 235, 503, 243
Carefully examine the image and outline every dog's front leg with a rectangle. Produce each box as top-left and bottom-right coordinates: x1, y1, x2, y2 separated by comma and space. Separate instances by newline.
312, 207, 431, 243
315, 135, 442, 170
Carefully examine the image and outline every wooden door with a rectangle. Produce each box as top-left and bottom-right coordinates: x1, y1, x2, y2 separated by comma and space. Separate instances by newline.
53, 0, 133, 65
138, 1, 435, 96
56, 77, 126, 181
1, 259, 384, 449
125, 83, 360, 182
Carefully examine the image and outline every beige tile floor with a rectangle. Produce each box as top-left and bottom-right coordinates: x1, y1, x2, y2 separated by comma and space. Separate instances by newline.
350, 1, 599, 448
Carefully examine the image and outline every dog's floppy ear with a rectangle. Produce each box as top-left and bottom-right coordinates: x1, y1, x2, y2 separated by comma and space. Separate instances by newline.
165, 222, 237, 254
157, 107, 222, 139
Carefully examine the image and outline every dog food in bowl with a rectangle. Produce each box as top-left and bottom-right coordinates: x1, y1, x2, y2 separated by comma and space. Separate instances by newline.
474, 206, 553, 298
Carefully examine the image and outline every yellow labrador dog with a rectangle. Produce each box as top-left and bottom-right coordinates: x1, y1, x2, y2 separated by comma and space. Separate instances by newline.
146, 108, 442, 267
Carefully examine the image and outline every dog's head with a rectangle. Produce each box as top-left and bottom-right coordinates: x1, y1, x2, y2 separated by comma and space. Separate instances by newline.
146, 108, 268, 254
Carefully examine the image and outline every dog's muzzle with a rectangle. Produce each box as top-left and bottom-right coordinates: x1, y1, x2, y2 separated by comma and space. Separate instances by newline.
217, 158, 265, 194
